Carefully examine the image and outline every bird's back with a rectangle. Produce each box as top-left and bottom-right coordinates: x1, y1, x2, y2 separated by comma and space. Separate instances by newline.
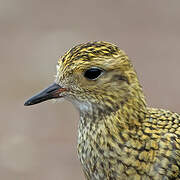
142, 107, 180, 179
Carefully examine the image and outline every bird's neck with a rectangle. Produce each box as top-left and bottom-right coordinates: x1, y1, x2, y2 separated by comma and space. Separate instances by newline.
79, 99, 147, 133
78, 86, 147, 133
77, 88, 149, 178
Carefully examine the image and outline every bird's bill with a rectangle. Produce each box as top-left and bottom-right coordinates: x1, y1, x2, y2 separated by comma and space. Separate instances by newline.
24, 83, 66, 106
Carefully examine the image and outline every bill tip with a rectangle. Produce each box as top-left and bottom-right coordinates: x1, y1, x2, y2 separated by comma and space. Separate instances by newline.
24, 100, 31, 106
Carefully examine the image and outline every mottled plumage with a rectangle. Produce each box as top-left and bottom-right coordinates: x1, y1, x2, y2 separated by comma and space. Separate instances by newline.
25, 41, 180, 180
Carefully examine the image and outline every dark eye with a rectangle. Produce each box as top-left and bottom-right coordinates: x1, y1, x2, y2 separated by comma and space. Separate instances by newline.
84, 67, 103, 80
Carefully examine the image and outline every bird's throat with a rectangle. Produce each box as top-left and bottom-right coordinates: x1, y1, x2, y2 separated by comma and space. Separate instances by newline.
78, 93, 147, 129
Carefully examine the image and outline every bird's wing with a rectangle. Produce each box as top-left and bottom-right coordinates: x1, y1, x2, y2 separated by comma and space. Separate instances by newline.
152, 132, 180, 179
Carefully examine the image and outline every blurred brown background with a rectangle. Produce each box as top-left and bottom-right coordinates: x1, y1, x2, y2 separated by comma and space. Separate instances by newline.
0, 0, 180, 179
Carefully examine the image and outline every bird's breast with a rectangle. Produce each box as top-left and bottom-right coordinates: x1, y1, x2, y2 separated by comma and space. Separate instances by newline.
77, 118, 111, 179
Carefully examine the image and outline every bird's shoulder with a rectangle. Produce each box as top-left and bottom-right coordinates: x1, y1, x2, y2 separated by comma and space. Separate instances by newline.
146, 107, 180, 135
144, 107, 180, 178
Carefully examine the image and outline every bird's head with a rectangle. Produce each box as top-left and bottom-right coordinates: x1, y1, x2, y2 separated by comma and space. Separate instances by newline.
25, 41, 146, 115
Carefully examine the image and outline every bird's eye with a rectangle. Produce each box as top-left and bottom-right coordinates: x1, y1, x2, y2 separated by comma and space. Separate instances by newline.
84, 67, 103, 80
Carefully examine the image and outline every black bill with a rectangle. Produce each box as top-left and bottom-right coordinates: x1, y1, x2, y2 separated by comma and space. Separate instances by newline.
24, 83, 66, 106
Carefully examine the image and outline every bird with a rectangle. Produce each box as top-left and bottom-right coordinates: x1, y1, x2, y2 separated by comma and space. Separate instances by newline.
24, 41, 180, 180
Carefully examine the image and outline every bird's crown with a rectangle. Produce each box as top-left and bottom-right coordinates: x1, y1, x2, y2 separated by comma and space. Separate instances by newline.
57, 41, 131, 71
56, 41, 134, 83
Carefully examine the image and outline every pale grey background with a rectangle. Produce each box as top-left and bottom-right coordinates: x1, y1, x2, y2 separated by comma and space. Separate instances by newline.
0, 0, 180, 179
